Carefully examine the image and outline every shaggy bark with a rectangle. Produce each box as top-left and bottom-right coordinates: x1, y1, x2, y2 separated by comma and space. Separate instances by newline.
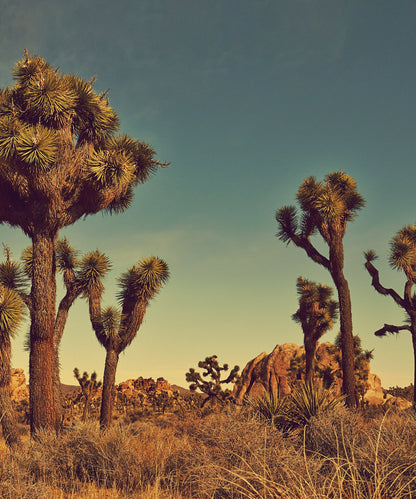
29, 232, 58, 434
100, 348, 119, 430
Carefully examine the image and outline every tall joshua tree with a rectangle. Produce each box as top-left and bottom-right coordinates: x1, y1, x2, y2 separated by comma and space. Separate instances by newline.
364, 225, 416, 409
275, 171, 365, 406
0, 52, 167, 434
292, 277, 338, 382
82, 254, 169, 429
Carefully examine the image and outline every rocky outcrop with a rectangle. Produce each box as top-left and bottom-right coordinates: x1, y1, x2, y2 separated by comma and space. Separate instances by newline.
117, 376, 174, 398
10, 368, 29, 402
234, 342, 385, 406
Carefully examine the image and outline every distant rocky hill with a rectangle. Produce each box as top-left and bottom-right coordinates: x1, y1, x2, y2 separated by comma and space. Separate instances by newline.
233, 342, 412, 409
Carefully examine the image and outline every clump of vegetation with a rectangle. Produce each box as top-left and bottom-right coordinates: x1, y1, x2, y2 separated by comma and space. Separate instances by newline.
186, 355, 240, 408
73, 368, 102, 422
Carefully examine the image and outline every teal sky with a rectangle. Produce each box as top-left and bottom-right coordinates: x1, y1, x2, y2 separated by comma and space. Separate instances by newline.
1, 0, 416, 388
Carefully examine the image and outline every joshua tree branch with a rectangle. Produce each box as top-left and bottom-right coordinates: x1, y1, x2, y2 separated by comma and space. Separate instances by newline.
364, 261, 407, 310
87, 289, 108, 349
374, 324, 411, 337
292, 235, 330, 269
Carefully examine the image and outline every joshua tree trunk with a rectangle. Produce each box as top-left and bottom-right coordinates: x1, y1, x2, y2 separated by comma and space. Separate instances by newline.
330, 239, 356, 407
29, 232, 58, 434
0, 337, 20, 448
100, 348, 119, 430
304, 337, 316, 383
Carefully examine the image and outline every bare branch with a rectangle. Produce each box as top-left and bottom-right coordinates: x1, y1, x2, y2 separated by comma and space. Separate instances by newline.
292, 235, 330, 269
364, 260, 407, 310
374, 323, 410, 337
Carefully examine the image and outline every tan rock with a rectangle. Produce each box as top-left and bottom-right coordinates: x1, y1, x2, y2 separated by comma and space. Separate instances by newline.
10, 368, 29, 402
234, 342, 383, 406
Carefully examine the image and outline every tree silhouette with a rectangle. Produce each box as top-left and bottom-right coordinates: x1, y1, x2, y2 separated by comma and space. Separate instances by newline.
0, 52, 167, 434
83, 255, 169, 429
73, 368, 102, 422
275, 171, 365, 406
292, 277, 338, 382
364, 225, 416, 409
186, 355, 240, 407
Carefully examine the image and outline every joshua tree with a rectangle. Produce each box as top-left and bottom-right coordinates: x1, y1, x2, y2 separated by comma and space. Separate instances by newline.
0, 280, 25, 448
275, 171, 365, 406
1, 239, 111, 429
84, 255, 169, 429
364, 225, 416, 409
186, 355, 240, 407
73, 368, 102, 422
292, 277, 338, 382
0, 52, 167, 434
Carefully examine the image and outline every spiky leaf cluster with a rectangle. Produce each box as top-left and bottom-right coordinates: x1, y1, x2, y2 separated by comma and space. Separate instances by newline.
0, 245, 28, 292
389, 225, 416, 277
0, 284, 25, 340
118, 256, 170, 303
276, 171, 365, 246
292, 277, 338, 339
77, 250, 111, 294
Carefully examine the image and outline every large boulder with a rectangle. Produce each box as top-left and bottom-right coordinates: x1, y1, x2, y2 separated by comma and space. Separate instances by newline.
234, 342, 385, 405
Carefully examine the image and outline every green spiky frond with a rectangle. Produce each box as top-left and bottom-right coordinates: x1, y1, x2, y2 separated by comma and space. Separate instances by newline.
118, 256, 170, 303
77, 250, 111, 294
13, 53, 52, 86
389, 229, 416, 272
293, 276, 338, 338
0, 284, 25, 338
55, 238, 78, 273
107, 135, 158, 184
296, 176, 323, 213
287, 381, 345, 426
86, 149, 136, 188
15, 125, 58, 170
296, 171, 365, 226
275, 205, 298, 243
0, 117, 24, 159
364, 250, 378, 262
0, 246, 28, 291
101, 306, 121, 340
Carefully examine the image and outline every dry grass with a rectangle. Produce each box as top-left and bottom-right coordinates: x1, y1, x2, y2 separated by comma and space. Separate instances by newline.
0, 407, 415, 498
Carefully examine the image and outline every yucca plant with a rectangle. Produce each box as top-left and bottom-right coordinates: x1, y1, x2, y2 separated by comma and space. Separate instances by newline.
0, 52, 168, 434
287, 380, 345, 427
83, 255, 169, 429
276, 172, 365, 407
245, 388, 288, 427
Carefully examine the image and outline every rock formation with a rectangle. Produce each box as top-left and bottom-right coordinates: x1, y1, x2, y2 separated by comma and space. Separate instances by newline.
10, 368, 29, 402
234, 342, 386, 406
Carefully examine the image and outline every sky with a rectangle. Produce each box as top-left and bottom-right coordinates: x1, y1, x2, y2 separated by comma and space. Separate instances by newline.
0, 0, 416, 389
